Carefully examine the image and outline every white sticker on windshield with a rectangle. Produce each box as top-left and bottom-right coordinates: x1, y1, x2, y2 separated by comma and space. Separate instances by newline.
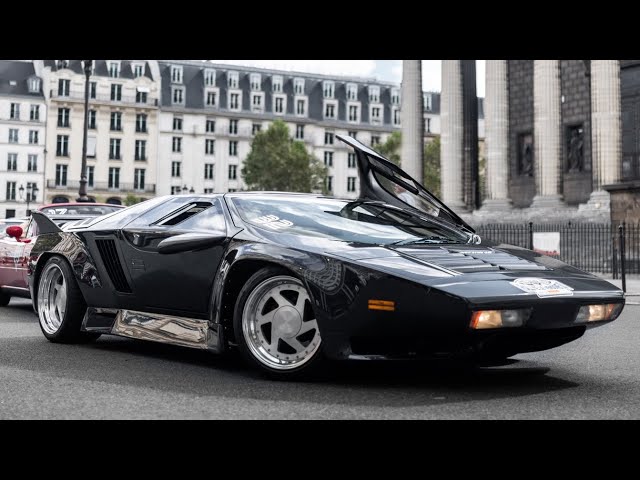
253, 215, 293, 230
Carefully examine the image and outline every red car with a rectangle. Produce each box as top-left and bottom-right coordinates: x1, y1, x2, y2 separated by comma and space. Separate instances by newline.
0, 203, 125, 306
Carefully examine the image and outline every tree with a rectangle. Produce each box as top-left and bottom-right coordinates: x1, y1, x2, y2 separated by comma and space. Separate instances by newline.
124, 193, 141, 206
374, 131, 401, 165
242, 120, 327, 192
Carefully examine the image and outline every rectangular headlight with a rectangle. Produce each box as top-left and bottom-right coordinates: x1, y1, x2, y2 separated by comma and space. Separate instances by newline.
575, 303, 623, 323
470, 309, 531, 329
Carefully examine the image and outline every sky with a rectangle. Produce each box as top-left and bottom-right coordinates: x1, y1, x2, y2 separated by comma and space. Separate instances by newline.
208, 60, 486, 97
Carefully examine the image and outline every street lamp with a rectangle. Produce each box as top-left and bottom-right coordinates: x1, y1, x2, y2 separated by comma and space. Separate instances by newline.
182, 185, 196, 194
18, 183, 39, 215
77, 59, 93, 202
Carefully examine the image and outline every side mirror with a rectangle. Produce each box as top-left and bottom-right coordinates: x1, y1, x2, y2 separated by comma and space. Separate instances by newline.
6, 225, 23, 240
157, 232, 226, 254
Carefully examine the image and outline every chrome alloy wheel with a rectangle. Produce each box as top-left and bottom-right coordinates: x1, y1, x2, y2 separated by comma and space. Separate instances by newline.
242, 275, 321, 371
38, 263, 68, 335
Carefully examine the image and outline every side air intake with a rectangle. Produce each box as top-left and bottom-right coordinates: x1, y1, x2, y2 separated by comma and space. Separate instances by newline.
95, 239, 132, 293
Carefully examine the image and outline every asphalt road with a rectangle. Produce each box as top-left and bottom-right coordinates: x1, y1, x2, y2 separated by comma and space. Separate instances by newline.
0, 297, 638, 419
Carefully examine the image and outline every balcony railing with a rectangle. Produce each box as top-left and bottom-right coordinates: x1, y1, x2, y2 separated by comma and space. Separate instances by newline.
51, 91, 159, 107
46, 179, 156, 193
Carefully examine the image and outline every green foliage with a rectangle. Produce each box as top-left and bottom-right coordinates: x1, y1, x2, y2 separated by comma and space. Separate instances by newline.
124, 193, 141, 206
241, 120, 327, 192
423, 136, 441, 197
374, 131, 401, 166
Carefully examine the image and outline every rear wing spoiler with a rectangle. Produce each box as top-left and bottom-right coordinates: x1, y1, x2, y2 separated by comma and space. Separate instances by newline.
32, 211, 63, 234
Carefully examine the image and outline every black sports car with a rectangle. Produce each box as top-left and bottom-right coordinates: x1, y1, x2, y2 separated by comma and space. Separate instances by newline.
28, 135, 625, 379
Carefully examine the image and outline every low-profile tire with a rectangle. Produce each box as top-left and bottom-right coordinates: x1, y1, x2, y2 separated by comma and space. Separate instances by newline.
37, 256, 100, 344
233, 266, 325, 380
0, 291, 10, 307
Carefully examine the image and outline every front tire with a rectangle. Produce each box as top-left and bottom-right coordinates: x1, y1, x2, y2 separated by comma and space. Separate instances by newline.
233, 267, 325, 380
0, 291, 10, 306
37, 256, 100, 343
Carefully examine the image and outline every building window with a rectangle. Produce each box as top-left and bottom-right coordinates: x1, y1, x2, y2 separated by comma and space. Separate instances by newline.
136, 91, 147, 103
110, 112, 122, 131
134, 168, 145, 190
294, 78, 305, 95
295, 124, 304, 140
324, 132, 334, 145
228, 164, 237, 180
171, 186, 182, 195
109, 62, 120, 78
55, 164, 67, 186
348, 105, 359, 122
28, 77, 40, 93
7, 153, 17, 171
229, 93, 239, 110
133, 64, 144, 77
325, 176, 333, 193
324, 103, 335, 119
171, 65, 183, 84
204, 69, 216, 86
172, 137, 182, 153
250, 73, 261, 90
391, 88, 400, 105
347, 83, 358, 101
348, 130, 357, 139
58, 108, 70, 127
204, 188, 214, 194
172, 87, 184, 104
206, 119, 215, 133
171, 161, 181, 177
426, 117, 431, 133
111, 84, 122, 101
205, 139, 215, 155
348, 153, 356, 168
136, 114, 147, 133
274, 96, 284, 114
204, 163, 214, 179
423, 93, 432, 111
229, 140, 238, 156
227, 71, 239, 89
206, 91, 217, 107
90, 81, 97, 99
371, 135, 380, 146
109, 167, 120, 188
28, 154, 37, 172
369, 86, 380, 103
296, 99, 305, 116
371, 107, 381, 124
324, 151, 333, 167
8, 129, 18, 143
393, 108, 401, 126
252, 123, 261, 135
29, 130, 38, 144
323, 81, 334, 99
88, 110, 96, 129
347, 177, 357, 193
10, 103, 20, 120
135, 140, 147, 160
229, 119, 238, 135
252, 94, 263, 112
87, 135, 96, 158
30, 104, 40, 121
87, 166, 94, 187
109, 138, 121, 160
6, 182, 16, 201
56, 135, 69, 156
58, 79, 70, 96
173, 117, 182, 131
272, 75, 283, 92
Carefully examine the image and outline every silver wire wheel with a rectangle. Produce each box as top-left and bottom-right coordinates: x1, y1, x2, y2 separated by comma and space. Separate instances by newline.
38, 262, 68, 335
241, 275, 321, 371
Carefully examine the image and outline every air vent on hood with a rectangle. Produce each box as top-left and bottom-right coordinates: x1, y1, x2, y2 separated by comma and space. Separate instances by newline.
95, 239, 132, 293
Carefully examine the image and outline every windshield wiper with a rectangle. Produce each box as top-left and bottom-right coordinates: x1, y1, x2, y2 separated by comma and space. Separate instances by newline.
388, 237, 457, 246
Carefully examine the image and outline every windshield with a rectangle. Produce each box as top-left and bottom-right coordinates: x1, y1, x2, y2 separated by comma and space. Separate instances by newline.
229, 195, 470, 245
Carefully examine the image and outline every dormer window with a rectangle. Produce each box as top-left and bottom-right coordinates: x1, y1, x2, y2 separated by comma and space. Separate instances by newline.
56, 60, 69, 69
347, 83, 358, 101
272, 75, 283, 93
133, 63, 144, 78
28, 76, 41, 93
391, 88, 400, 105
323, 81, 335, 99
368, 85, 380, 103
109, 61, 120, 78
204, 69, 216, 87
294, 78, 305, 95
228, 71, 239, 89
423, 93, 433, 111
250, 73, 261, 91
171, 65, 183, 84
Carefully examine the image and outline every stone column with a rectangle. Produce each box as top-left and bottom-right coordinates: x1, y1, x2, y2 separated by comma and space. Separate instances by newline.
482, 60, 512, 210
588, 60, 621, 208
440, 60, 466, 210
400, 60, 424, 181
530, 60, 564, 208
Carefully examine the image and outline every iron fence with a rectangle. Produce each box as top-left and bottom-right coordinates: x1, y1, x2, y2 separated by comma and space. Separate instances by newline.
474, 222, 640, 276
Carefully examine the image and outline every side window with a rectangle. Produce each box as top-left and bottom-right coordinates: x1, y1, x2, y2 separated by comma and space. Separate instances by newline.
175, 201, 226, 232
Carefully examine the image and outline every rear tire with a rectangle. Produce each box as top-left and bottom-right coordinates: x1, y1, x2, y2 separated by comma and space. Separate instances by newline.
37, 256, 100, 343
233, 266, 325, 380
0, 291, 9, 306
